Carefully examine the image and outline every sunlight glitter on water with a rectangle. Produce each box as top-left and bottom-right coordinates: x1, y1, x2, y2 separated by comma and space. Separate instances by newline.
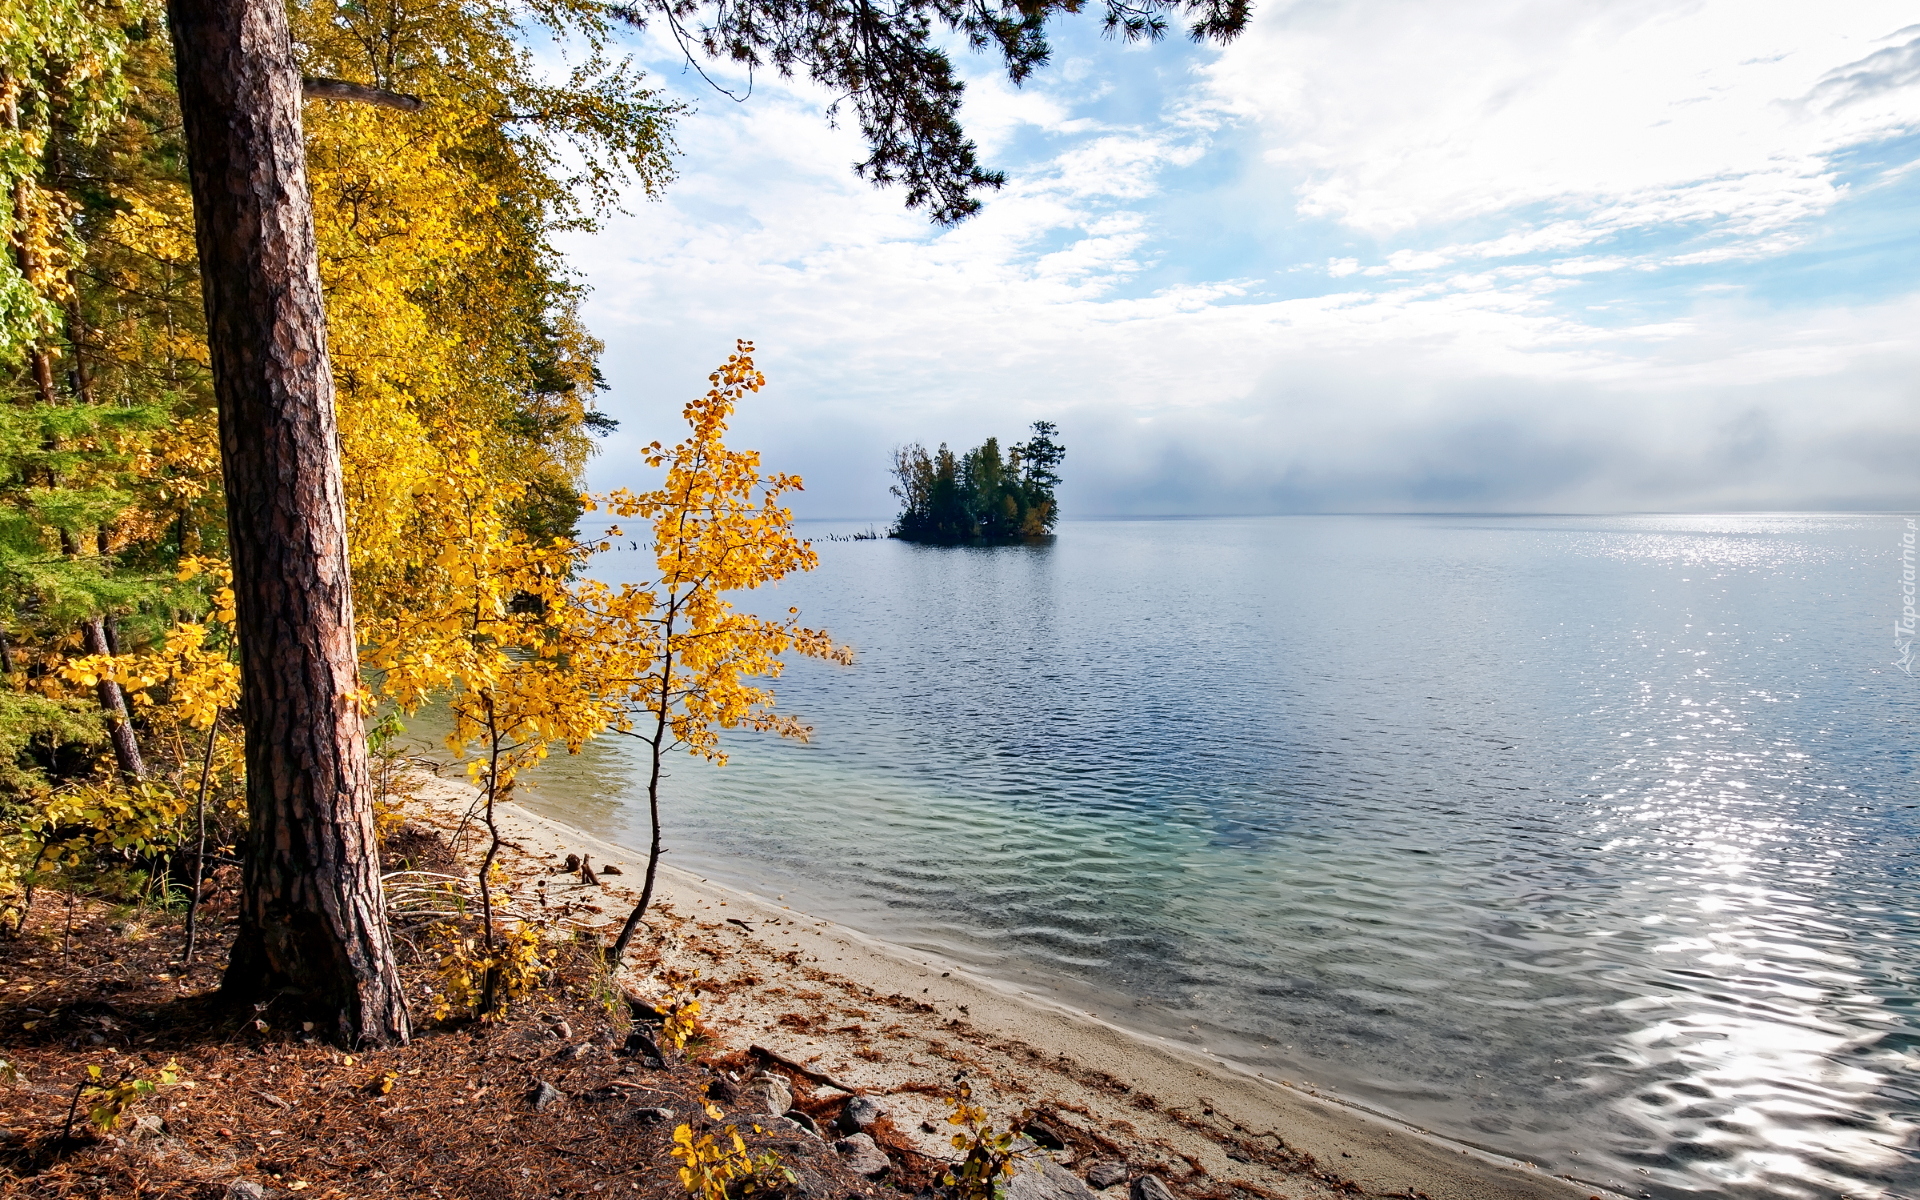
406, 514, 1920, 1199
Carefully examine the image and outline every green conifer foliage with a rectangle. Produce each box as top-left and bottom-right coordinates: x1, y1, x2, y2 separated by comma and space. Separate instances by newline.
889, 421, 1063, 544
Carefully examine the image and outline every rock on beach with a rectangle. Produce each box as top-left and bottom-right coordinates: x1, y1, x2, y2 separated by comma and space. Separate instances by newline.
1130, 1176, 1177, 1200
1008, 1159, 1100, 1200
746, 1071, 793, 1116
833, 1132, 890, 1177
841, 1095, 886, 1131
1085, 1162, 1129, 1190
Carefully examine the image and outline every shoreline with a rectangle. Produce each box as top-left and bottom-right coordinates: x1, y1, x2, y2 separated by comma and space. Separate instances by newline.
399, 771, 1615, 1200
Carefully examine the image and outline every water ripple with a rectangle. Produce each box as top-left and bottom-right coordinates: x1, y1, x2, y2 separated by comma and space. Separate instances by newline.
422, 514, 1919, 1200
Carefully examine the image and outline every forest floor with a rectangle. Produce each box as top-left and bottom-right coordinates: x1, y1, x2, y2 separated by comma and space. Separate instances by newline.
0, 770, 1605, 1200
0, 874, 894, 1199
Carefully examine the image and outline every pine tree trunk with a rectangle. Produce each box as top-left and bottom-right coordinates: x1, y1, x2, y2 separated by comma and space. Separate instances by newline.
166, 0, 408, 1046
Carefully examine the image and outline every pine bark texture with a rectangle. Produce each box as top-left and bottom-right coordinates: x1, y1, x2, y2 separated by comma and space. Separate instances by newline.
167, 0, 409, 1046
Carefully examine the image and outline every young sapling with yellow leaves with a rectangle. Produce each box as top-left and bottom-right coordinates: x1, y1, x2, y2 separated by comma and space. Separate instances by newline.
605, 341, 853, 967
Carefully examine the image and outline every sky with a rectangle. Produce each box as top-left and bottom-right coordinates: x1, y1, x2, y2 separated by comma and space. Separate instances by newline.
558, 0, 1920, 518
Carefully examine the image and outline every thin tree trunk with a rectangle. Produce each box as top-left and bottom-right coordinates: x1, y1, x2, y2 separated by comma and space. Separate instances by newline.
6, 166, 58, 411
95, 528, 124, 658
67, 529, 141, 779
606, 725, 665, 969
167, 0, 408, 1046
609, 606, 675, 969
477, 698, 504, 1016
82, 616, 145, 781
184, 715, 220, 964
65, 301, 94, 406
27, 347, 56, 406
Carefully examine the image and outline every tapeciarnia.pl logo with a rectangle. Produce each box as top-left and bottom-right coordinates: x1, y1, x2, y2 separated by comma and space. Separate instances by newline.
1897, 517, 1917, 675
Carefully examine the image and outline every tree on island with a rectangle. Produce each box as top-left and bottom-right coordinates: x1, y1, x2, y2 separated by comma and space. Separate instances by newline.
890, 422, 1064, 544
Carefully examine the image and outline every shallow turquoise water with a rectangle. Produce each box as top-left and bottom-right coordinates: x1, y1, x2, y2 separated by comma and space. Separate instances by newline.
406, 514, 1920, 1199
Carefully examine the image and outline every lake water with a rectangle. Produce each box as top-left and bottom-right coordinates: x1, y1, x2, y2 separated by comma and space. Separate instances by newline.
410, 514, 1920, 1199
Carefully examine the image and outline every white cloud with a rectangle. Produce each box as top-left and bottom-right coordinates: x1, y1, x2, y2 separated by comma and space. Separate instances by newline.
1805, 25, 1920, 114
1549, 256, 1628, 275
1208, 0, 1920, 247
565, 0, 1920, 519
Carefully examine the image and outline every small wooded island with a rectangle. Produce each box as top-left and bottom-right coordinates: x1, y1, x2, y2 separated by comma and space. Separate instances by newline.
890, 422, 1064, 543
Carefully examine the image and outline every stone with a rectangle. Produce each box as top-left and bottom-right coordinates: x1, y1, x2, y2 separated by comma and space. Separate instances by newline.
129, 1114, 168, 1141
630, 1106, 677, 1125
529, 1080, 564, 1112
1006, 1160, 1098, 1200
782, 1109, 825, 1138
1129, 1176, 1177, 1200
1022, 1118, 1067, 1150
833, 1132, 891, 1177
1085, 1162, 1129, 1190
623, 1030, 663, 1060
222, 1183, 267, 1200
758, 1116, 815, 1140
841, 1096, 886, 1131
745, 1071, 792, 1116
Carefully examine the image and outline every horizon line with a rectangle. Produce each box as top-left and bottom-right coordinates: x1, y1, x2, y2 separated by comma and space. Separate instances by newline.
779, 508, 1917, 523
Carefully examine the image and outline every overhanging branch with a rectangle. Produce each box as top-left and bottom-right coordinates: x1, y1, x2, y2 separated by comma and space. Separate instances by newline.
301, 77, 426, 112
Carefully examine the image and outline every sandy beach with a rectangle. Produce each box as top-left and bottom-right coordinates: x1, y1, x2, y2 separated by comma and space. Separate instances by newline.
398, 770, 1615, 1200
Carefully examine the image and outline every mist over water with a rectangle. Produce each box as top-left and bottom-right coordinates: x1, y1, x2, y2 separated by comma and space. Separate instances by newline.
419, 514, 1920, 1199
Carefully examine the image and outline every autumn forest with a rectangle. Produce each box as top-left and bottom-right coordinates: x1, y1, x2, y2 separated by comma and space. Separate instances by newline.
0, 0, 1265, 1190
1, 0, 880, 1051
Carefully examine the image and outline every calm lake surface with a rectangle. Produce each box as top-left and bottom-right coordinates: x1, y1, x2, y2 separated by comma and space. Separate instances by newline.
415, 514, 1920, 1199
